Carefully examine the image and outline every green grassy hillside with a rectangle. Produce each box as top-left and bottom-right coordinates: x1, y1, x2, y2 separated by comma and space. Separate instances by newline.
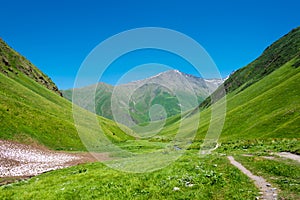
0, 41, 134, 151
224, 26, 300, 93
153, 27, 300, 149
220, 58, 299, 140
0, 28, 299, 200
200, 26, 300, 109
0, 38, 62, 96
157, 56, 300, 144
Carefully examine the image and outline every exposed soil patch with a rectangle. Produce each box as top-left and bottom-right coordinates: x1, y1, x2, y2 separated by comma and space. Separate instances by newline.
262, 156, 275, 160
0, 140, 109, 183
228, 156, 277, 200
242, 154, 275, 160
242, 154, 254, 157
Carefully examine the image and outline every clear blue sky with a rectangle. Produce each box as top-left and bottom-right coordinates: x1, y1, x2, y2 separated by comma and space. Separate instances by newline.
1, 0, 299, 89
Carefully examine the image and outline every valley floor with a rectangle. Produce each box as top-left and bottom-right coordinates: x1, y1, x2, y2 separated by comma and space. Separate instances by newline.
0, 139, 299, 199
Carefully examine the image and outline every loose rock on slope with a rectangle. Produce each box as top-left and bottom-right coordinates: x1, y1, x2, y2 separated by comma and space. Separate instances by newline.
0, 140, 106, 177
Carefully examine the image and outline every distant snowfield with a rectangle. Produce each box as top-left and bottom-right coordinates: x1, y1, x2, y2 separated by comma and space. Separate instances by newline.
0, 140, 82, 177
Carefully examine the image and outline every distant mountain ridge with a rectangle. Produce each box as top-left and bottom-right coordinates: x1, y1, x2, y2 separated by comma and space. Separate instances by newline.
121, 70, 223, 98
62, 70, 223, 126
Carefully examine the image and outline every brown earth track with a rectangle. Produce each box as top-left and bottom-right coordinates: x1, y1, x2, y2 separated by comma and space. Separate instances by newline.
228, 156, 278, 200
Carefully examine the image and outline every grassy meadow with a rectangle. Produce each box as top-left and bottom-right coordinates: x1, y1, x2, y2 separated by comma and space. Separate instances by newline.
1, 58, 299, 199
0, 28, 299, 199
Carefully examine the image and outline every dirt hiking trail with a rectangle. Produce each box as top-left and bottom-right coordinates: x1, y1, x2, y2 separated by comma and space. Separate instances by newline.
228, 156, 277, 200
276, 152, 300, 163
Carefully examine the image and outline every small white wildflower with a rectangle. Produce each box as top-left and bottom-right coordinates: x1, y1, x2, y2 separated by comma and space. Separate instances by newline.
173, 187, 180, 191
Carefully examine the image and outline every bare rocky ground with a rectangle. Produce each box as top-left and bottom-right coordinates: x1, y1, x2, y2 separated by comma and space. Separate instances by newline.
0, 140, 109, 184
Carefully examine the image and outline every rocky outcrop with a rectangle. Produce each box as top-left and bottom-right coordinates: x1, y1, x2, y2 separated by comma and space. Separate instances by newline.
0, 38, 62, 96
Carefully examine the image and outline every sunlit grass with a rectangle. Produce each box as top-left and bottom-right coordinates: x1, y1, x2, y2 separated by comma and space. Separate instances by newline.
0, 151, 258, 200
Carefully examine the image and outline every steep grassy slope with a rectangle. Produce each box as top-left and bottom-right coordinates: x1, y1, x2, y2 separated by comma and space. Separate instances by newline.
220, 59, 299, 140
155, 26, 300, 146
0, 38, 61, 96
224, 26, 300, 93
0, 28, 299, 200
0, 41, 134, 151
157, 57, 300, 144
200, 26, 300, 108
